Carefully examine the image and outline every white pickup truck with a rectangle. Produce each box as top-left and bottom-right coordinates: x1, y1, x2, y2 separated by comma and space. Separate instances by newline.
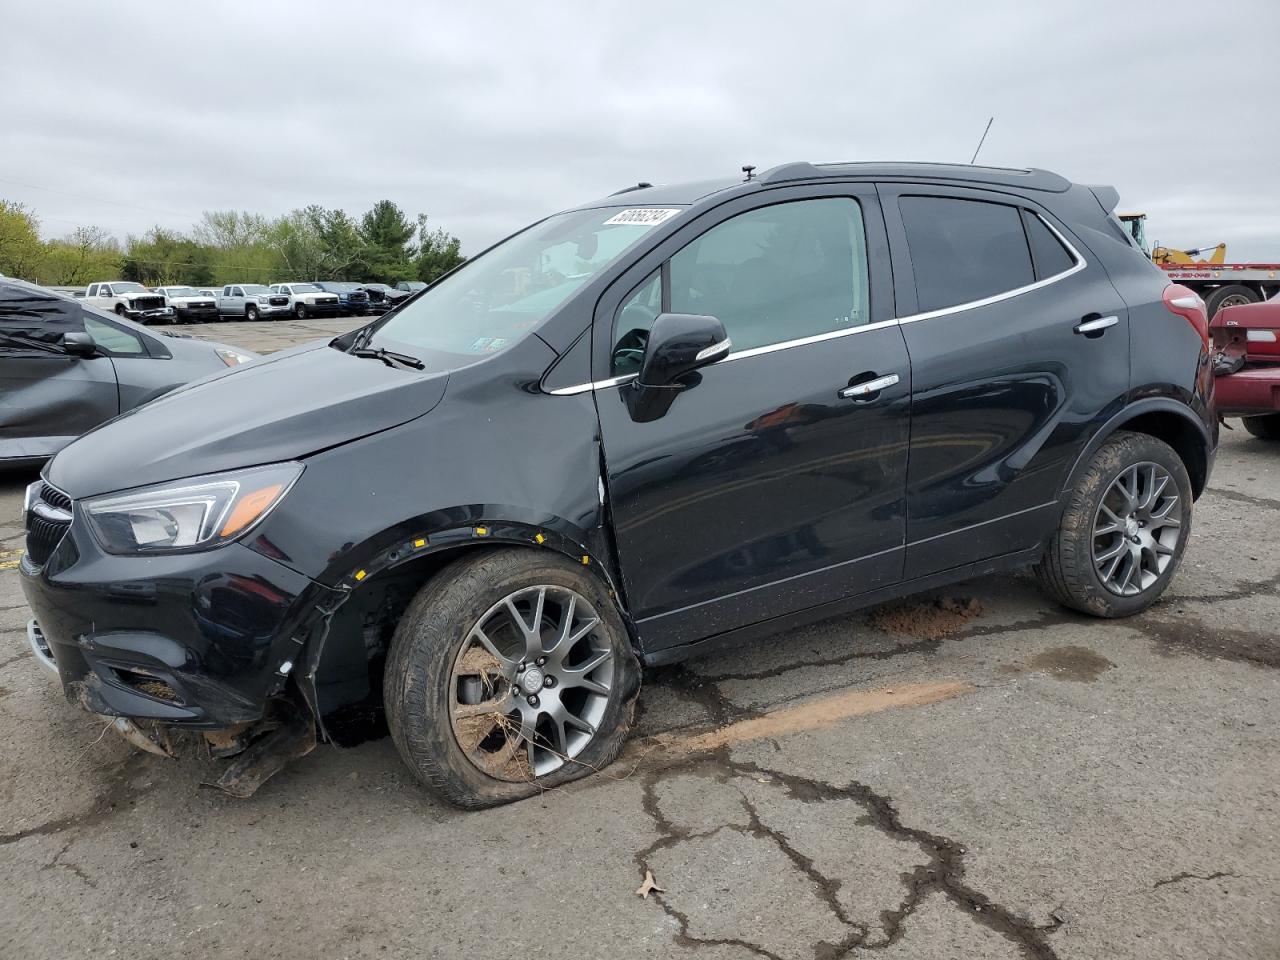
83, 281, 175, 325
216, 284, 292, 321
269, 282, 342, 319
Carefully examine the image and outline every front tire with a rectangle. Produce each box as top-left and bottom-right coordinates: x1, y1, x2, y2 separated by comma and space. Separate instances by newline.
245, 305, 259, 322
1035, 431, 1192, 617
385, 550, 640, 809
114, 304, 127, 317
294, 302, 307, 320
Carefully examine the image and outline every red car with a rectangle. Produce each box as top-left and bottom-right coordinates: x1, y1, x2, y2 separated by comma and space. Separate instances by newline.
1212, 291, 1280, 438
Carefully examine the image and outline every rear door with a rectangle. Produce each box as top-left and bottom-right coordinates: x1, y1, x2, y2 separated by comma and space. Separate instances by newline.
594, 184, 912, 653
879, 184, 1129, 578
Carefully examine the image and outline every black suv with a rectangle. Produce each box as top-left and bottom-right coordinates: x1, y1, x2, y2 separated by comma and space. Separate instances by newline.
21, 162, 1215, 807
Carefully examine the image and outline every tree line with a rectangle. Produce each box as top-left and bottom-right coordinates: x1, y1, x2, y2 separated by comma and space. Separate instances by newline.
0, 198, 465, 288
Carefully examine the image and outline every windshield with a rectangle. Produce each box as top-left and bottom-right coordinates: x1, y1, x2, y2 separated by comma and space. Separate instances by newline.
369, 206, 680, 359
162, 286, 198, 296
243, 284, 270, 294
290, 283, 321, 292
114, 282, 147, 293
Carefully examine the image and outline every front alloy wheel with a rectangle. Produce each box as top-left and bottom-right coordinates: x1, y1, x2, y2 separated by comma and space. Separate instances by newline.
450, 586, 613, 780
385, 550, 640, 808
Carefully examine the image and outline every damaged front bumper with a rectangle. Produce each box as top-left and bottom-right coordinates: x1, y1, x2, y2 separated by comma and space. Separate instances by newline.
19, 519, 344, 731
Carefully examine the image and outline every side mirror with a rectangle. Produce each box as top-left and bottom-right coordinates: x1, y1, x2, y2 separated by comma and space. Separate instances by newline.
62, 332, 98, 358
638, 313, 730, 387
625, 313, 730, 422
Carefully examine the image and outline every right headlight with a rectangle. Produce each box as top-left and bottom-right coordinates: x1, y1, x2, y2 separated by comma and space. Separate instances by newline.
83, 463, 302, 555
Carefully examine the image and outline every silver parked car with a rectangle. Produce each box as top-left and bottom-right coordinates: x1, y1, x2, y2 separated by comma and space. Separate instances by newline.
0, 279, 257, 468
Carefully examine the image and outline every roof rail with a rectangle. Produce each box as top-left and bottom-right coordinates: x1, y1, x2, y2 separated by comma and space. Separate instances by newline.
757, 162, 826, 185
609, 182, 653, 196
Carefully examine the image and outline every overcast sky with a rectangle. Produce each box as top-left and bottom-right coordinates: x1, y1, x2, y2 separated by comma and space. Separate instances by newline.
4, 0, 1279, 260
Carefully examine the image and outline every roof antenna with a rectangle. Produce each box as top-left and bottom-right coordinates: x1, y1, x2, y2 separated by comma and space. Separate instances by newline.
742, 164, 756, 182
969, 117, 994, 164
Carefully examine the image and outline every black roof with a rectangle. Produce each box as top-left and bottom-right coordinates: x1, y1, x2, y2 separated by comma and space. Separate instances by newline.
578, 160, 1072, 210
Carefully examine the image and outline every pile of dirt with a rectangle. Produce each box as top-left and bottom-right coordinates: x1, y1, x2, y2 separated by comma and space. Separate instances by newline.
865, 596, 984, 640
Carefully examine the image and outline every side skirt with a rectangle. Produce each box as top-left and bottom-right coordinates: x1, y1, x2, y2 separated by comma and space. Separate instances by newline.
640, 545, 1045, 667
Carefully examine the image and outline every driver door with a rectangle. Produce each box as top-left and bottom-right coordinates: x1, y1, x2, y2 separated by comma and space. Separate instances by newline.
594, 184, 911, 654
0, 337, 118, 463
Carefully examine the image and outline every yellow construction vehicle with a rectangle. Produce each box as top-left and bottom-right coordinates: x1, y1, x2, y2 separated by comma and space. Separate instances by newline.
1116, 213, 1278, 317
1119, 213, 1227, 265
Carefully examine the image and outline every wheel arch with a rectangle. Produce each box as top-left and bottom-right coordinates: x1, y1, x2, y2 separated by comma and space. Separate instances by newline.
1063, 398, 1212, 499
298, 521, 636, 720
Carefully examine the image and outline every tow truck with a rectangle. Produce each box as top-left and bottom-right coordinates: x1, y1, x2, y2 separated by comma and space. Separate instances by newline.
1120, 213, 1280, 317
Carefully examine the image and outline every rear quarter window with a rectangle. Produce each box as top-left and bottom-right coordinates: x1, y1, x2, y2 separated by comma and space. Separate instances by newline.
899, 196, 1034, 313
1021, 210, 1077, 279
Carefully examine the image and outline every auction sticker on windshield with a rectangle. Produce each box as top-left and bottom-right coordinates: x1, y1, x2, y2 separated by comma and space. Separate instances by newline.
604, 208, 681, 226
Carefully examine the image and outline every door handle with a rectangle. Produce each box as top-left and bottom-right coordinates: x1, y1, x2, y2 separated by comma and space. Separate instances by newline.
839, 373, 899, 399
1074, 315, 1118, 335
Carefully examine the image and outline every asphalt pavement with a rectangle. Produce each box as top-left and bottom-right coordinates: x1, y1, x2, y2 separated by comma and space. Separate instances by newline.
1, 318, 1277, 959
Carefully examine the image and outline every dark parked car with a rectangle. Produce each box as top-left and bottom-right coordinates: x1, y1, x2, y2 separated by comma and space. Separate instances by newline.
0, 280, 257, 468
21, 162, 1215, 807
395, 280, 427, 294
358, 283, 410, 314
312, 281, 370, 316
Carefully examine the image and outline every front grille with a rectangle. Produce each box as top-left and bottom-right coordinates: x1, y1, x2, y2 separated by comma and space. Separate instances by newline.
269, 296, 289, 306
349, 292, 368, 302
26, 483, 73, 567
193, 301, 215, 309
132, 296, 165, 311
319, 297, 338, 305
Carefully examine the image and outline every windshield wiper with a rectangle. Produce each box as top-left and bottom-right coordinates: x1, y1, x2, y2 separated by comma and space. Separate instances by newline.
350, 346, 425, 370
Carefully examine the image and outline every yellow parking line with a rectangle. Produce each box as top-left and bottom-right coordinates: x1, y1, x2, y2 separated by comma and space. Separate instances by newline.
0, 548, 24, 570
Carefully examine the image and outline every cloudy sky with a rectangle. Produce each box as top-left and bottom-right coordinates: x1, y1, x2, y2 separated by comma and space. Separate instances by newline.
4, 0, 1279, 259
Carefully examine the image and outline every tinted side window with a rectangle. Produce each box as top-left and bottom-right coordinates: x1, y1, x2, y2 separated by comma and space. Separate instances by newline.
1022, 211, 1076, 280
84, 315, 145, 355
612, 271, 662, 374
669, 199, 869, 353
610, 199, 871, 374
899, 197, 1034, 313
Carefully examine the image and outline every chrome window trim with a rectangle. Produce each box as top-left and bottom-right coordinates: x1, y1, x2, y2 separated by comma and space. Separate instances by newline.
895, 214, 1086, 325
548, 215, 1083, 396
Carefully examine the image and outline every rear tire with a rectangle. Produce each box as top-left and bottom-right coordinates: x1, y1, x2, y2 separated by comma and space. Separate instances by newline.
1204, 284, 1260, 320
385, 550, 640, 809
1035, 431, 1192, 617
1242, 414, 1280, 440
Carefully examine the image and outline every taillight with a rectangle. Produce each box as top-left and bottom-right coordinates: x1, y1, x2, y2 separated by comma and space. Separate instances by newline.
1163, 283, 1209, 349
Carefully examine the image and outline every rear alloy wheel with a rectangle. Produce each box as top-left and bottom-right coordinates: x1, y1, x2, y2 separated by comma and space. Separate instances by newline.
385, 550, 640, 808
1242, 414, 1280, 440
1035, 431, 1192, 617
245, 305, 259, 322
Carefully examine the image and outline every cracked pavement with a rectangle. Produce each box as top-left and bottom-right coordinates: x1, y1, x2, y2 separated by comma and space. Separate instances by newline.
1, 322, 1278, 959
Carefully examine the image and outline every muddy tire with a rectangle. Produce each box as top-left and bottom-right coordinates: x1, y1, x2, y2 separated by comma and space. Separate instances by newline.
385, 549, 641, 809
1034, 431, 1192, 617
1242, 414, 1280, 440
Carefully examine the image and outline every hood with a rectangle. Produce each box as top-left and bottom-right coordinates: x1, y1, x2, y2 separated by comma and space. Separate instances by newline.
163, 294, 215, 305
47, 342, 449, 498
299, 291, 338, 303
